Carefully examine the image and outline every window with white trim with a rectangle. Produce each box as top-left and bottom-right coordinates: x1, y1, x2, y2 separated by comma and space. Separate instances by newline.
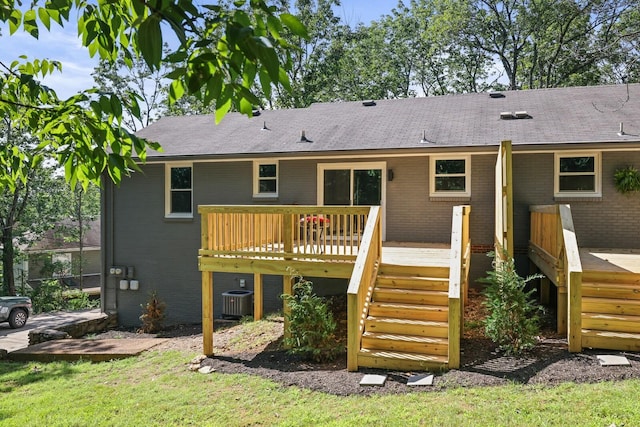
253, 161, 278, 198
554, 152, 601, 197
165, 163, 193, 217
430, 156, 470, 197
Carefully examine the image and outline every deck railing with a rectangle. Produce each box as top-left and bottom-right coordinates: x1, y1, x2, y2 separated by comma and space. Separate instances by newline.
198, 205, 372, 263
448, 205, 471, 369
346, 206, 381, 371
529, 204, 582, 352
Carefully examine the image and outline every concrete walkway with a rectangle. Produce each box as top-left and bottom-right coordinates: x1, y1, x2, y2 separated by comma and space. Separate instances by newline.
0, 308, 104, 353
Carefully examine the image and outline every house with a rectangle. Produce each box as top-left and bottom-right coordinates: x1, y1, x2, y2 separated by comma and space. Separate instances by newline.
102, 84, 640, 370
18, 219, 101, 295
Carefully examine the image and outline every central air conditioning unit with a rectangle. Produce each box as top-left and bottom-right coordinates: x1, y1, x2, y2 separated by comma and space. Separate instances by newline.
221, 290, 253, 318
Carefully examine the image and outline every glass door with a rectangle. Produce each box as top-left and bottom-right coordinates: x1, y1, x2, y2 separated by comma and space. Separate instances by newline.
317, 162, 386, 239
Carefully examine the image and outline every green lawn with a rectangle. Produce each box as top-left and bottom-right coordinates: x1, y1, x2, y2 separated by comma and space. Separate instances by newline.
1, 350, 638, 426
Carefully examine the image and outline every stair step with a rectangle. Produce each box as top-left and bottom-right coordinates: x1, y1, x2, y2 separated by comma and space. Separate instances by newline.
373, 288, 449, 305
369, 302, 448, 322
582, 313, 640, 334
378, 264, 449, 279
362, 332, 448, 355
582, 282, 640, 300
581, 329, 640, 352
582, 297, 640, 316
375, 275, 449, 291
582, 271, 640, 285
357, 348, 449, 371
365, 316, 448, 337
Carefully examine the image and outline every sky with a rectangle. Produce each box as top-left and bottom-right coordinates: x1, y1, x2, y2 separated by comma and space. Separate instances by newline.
0, 1, 396, 99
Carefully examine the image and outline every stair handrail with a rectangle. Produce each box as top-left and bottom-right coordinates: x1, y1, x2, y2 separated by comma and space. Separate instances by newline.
448, 205, 471, 369
529, 204, 582, 352
346, 206, 381, 371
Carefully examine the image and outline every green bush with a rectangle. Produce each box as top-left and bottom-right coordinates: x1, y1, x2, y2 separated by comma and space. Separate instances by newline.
480, 252, 543, 355
281, 273, 340, 362
29, 279, 98, 313
614, 165, 640, 194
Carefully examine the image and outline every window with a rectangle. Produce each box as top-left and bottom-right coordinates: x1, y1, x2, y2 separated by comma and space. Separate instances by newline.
554, 153, 601, 197
165, 163, 193, 217
430, 156, 470, 197
253, 161, 278, 197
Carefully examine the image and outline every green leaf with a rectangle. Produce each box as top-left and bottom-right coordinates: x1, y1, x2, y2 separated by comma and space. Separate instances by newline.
38, 7, 51, 30
138, 14, 163, 70
9, 9, 21, 35
169, 80, 185, 103
215, 86, 233, 124
280, 13, 309, 39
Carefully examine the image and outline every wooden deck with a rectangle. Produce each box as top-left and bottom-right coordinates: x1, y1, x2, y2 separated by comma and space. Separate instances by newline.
529, 204, 640, 352
580, 248, 640, 274
381, 242, 450, 268
199, 205, 471, 372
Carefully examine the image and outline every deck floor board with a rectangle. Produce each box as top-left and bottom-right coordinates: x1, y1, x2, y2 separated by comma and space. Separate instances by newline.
580, 248, 640, 274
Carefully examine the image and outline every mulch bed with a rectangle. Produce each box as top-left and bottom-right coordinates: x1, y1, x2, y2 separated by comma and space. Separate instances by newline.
97, 289, 640, 396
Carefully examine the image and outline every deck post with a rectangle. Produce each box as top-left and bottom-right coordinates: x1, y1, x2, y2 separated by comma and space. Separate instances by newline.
567, 271, 583, 352
347, 292, 359, 371
540, 277, 551, 305
557, 288, 568, 334
254, 273, 263, 320
202, 271, 214, 356
283, 214, 293, 256
283, 275, 293, 347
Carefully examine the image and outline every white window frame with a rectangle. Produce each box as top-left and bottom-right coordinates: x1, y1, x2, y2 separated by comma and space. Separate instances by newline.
429, 155, 471, 198
253, 160, 279, 198
554, 152, 601, 198
165, 162, 193, 218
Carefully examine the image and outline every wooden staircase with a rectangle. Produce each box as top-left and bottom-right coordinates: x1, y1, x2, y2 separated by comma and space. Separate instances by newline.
356, 263, 452, 371
581, 271, 640, 352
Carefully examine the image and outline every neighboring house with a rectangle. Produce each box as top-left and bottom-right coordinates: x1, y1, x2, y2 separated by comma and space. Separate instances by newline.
19, 219, 102, 293
102, 84, 640, 334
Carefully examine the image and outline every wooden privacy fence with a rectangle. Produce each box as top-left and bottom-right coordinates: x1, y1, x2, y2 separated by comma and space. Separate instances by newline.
529, 204, 582, 352
199, 205, 372, 263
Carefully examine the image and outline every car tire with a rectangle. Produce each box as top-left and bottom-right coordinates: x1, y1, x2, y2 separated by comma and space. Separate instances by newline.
8, 309, 28, 328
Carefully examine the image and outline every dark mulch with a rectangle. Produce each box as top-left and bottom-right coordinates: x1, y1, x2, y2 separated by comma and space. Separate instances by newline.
97, 290, 640, 396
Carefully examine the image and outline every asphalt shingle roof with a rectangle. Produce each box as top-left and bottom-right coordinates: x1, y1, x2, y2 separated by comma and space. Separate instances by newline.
137, 84, 640, 159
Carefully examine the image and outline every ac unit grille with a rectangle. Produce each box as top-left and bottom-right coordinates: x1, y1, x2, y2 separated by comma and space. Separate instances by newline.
221, 290, 253, 318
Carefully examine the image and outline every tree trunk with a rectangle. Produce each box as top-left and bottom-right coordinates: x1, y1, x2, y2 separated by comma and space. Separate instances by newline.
1, 226, 16, 295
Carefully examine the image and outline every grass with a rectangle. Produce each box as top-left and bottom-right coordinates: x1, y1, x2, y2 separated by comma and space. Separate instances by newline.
1, 349, 639, 426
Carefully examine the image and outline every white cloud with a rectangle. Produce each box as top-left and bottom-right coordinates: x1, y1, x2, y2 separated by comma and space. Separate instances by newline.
1, 21, 98, 98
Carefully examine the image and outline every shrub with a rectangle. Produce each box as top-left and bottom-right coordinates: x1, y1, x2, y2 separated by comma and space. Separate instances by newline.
30, 280, 66, 313
281, 273, 340, 362
614, 165, 640, 194
139, 291, 166, 333
480, 252, 543, 355
29, 280, 98, 313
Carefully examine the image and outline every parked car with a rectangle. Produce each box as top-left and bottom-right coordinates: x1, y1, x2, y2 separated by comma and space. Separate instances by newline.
0, 296, 33, 328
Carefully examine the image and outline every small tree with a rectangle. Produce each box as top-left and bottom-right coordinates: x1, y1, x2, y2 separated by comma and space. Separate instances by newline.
281, 273, 340, 362
139, 291, 166, 334
480, 251, 543, 355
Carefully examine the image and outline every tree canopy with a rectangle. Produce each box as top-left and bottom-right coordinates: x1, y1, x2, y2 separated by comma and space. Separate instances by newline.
0, 0, 308, 191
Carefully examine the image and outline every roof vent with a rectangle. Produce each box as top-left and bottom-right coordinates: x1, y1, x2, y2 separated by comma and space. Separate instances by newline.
299, 130, 312, 143
618, 122, 625, 136
514, 111, 530, 119
362, 101, 376, 107
261, 121, 269, 131
500, 111, 514, 120
252, 109, 261, 116
419, 130, 434, 144
489, 92, 505, 98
